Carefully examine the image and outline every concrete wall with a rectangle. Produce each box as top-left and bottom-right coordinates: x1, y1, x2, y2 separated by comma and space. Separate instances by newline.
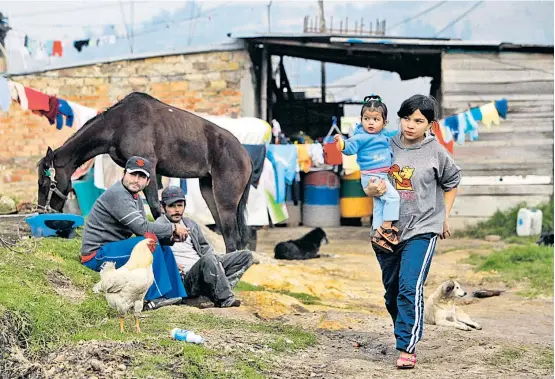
0, 48, 254, 201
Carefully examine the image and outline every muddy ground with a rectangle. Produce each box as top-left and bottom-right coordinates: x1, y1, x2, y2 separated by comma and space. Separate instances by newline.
0, 219, 552, 378
236, 227, 553, 378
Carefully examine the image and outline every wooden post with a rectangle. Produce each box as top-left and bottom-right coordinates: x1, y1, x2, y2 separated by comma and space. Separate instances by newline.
260, 47, 269, 121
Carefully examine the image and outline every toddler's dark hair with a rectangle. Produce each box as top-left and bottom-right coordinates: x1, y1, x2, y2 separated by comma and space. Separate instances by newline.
397, 94, 439, 122
361, 94, 388, 120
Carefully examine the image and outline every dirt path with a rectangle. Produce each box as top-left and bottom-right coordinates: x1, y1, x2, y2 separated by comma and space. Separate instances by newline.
234, 227, 553, 378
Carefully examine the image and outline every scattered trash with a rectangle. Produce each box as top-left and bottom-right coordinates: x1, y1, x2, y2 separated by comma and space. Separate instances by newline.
170, 328, 205, 344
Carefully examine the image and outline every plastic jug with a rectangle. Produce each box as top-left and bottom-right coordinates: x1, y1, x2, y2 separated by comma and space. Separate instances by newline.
516, 208, 543, 236
516, 208, 532, 236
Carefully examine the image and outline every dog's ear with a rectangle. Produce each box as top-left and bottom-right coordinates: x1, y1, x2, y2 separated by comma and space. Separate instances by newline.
444, 280, 455, 294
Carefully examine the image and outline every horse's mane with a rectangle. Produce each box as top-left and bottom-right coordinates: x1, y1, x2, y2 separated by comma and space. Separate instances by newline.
60, 97, 128, 147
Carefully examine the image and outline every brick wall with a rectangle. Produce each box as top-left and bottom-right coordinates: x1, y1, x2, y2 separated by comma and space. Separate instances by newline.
0, 48, 253, 201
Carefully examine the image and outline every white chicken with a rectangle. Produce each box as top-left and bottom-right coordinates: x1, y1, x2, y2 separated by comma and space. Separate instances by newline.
94, 235, 157, 333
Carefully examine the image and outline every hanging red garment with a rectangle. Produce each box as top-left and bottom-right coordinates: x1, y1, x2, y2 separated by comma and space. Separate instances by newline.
40, 96, 60, 125
24, 87, 50, 111
432, 121, 454, 155
52, 41, 63, 57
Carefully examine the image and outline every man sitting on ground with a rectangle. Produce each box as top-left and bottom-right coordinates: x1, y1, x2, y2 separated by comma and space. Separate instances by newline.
81, 156, 188, 310
156, 186, 254, 308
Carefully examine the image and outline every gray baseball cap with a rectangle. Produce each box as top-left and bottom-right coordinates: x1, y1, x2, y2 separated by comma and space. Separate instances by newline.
161, 186, 186, 205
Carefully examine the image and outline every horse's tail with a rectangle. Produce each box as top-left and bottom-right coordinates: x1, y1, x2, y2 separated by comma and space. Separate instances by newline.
236, 160, 253, 250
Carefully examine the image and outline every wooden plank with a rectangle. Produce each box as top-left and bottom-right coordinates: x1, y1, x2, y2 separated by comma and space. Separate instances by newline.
458, 184, 554, 196
443, 94, 554, 102
460, 175, 552, 186
457, 159, 553, 170
443, 53, 554, 71
455, 145, 553, 162
444, 81, 554, 96
474, 125, 553, 134
443, 69, 553, 84
460, 168, 553, 177
451, 195, 550, 217
454, 138, 553, 148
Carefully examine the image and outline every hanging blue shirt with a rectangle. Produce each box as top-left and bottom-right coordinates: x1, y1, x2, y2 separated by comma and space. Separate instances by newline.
56, 98, 74, 130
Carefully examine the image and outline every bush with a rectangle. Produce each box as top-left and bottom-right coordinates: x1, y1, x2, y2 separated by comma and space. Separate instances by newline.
458, 200, 553, 239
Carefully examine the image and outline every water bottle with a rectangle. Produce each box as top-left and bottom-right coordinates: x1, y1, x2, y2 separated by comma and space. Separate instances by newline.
170, 328, 205, 344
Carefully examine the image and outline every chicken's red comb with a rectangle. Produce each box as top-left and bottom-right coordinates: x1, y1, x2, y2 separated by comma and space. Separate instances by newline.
144, 232, 158, 253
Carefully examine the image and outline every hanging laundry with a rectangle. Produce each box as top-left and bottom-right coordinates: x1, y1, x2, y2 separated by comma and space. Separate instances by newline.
52, 41, 63, 57
432, 121, 454, 154
242, 144, 266, 188
73, 39, 90, 52
271, 119, 282, 143
24, 87, 50, 111
25, 38, 39, 57
0, 76, 11, 111
341, 153, 360, 176
56, 99, 74, 130
470, 107, 482, 121
309, 142, 325, 167
267, 144, 298, 185
40, 96, 60, 125
67, 100, 99, 129
464, 111, 479, 142
266, 149, 287, 204
456, 113, 467, 145
260, 158, 288, 223
494, 98, 508, 119
479, 102, 500, 128
43, 40, 54, 56
443, 115, 459, 141
8, 81, 28, 109
296, 143, 312, 173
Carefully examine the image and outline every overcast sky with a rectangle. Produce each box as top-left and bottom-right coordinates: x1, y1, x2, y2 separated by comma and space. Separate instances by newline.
1, 1, 553, 84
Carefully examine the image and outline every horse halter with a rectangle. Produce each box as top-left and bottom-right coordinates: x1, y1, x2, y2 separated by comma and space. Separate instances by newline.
40, 166, 67, 213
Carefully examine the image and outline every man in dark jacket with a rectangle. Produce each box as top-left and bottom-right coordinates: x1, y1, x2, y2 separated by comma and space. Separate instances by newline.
156, 186, 254, 308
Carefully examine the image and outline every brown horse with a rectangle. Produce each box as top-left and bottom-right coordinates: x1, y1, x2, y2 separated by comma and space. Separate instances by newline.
37, 92, 253, 252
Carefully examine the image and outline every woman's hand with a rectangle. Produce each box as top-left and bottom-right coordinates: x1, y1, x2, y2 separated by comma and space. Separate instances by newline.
364, 177, 387, 197
440, 218, 451, 239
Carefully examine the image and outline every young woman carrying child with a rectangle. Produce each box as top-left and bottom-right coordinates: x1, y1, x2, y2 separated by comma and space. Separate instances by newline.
365, 94, 461, 369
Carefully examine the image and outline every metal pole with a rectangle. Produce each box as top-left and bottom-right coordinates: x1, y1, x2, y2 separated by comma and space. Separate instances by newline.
267, 1, 273, 32
318, 0, 326, 103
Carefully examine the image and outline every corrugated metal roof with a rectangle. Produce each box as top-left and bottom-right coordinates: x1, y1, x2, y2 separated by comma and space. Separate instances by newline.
6, 41, 245, 77
239, 33, 553, 53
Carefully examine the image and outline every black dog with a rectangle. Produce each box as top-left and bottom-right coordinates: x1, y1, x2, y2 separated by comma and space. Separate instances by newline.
537, 232, 554, 247
274, 228, 329, 260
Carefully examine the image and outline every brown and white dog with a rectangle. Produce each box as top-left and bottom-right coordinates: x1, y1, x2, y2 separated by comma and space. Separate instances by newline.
424, 280, 482, 331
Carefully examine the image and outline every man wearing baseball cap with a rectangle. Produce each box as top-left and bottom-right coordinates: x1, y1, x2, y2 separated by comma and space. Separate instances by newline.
81, 156, 190, 310
155, 186, 254, 308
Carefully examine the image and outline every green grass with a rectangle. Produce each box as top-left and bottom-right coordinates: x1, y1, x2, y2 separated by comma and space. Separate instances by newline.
0, 237, 316, 378
465, 244, 553, 297
235, 281, 322, 305
488, 346, 554, 372
457, 200, 553, 239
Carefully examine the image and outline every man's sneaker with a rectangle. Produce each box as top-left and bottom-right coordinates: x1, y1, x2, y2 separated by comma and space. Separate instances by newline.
182, 296, 215, 309
143, 297, 182, 311
217, 297, 241, 308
